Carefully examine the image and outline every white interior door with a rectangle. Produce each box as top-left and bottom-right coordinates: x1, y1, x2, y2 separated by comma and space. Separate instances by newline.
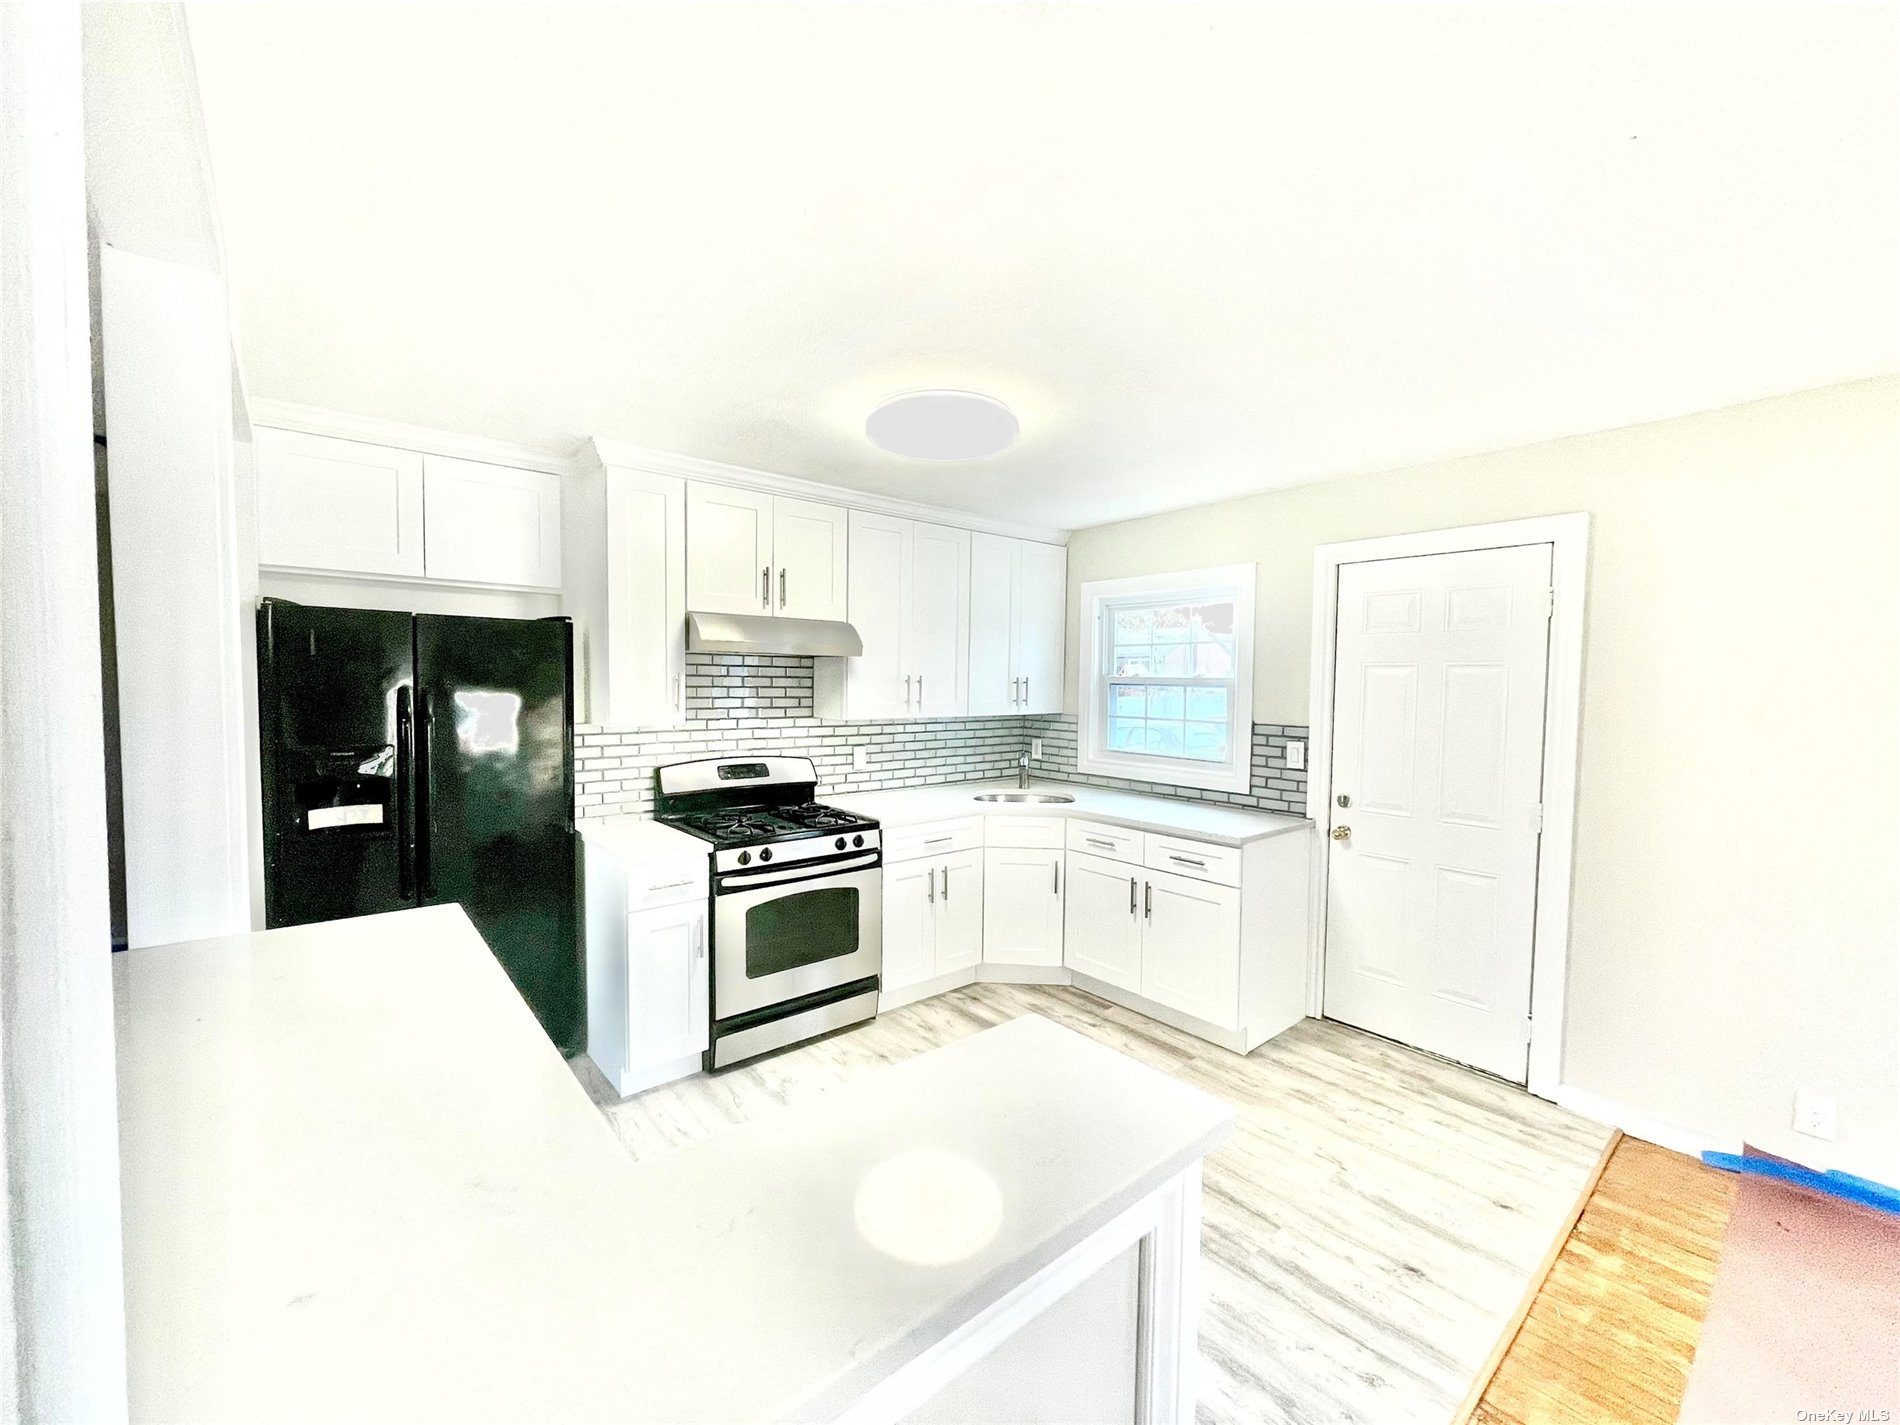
773, 497, 848, 621
1323, 543, 1553, 1082
906, 521, 971, 717
686, 482, 773, 614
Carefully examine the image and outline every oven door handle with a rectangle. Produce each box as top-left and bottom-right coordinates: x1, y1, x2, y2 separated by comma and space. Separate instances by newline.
718, 851, 880, 890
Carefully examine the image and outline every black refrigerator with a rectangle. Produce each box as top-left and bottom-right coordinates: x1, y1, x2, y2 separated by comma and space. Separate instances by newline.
256, 598, 583, 1054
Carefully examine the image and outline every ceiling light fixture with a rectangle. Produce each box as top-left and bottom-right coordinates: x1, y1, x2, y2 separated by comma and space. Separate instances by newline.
864, 389, 1019, 461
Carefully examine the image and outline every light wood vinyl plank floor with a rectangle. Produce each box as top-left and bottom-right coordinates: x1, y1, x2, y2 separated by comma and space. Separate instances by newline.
585, 985, 1615, 1425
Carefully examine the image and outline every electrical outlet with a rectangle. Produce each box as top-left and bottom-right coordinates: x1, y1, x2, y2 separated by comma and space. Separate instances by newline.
1031, 739, 1043, 760
1793, 1089, 1838, 1141
851, 746, 870, 772
1285, 739, 1306, 771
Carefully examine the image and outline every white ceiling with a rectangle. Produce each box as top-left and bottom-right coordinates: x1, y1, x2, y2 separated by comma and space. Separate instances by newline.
185, 2, 1898, 530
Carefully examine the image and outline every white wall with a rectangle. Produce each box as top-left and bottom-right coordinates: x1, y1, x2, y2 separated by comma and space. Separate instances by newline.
100, 243, 254, 948
1065, 377, 1900, 1182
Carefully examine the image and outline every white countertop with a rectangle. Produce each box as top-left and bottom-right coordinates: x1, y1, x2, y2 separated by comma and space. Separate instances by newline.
828, 778, 1314, 846
115, 906, 1234, 1423
578, 812, 707, 863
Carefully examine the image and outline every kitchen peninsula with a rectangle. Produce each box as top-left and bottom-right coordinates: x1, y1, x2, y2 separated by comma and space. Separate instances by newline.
114, 905, 1234, 1423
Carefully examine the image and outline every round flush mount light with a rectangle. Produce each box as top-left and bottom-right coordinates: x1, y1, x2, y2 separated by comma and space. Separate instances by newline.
865, 389, 1019, 461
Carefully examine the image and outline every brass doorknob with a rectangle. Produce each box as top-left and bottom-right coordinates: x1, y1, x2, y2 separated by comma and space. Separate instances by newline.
1331, 825, 1352, 841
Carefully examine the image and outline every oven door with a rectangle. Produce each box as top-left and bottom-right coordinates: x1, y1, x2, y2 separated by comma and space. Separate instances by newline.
713, 860, 882, 1019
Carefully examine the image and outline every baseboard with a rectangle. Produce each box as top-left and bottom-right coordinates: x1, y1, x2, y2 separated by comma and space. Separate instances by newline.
878, 967, 978, 1012
976, 963, 1071, 985
1553, 1085, 1742, 1159
1451, 1128, 1622, 1425
1068, 973, 1250, 1055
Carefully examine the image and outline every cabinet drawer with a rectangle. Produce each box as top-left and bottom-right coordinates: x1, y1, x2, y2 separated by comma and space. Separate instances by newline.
985, 814, 1065, 849
1067, 819, 1142, 865
885, 817, 983, 864
1143, 833, 1241, 887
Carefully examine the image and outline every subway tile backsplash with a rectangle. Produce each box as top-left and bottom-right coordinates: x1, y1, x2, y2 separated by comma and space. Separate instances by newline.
575, 653, 1308, 821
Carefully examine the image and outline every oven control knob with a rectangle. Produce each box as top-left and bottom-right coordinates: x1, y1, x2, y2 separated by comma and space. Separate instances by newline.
737, 851, 751, 866
759, 847, 773, 862
835, 837, 847, 850
853, 834, 864, 848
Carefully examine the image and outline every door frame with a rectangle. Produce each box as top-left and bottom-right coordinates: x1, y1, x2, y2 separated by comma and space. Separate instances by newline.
1304, 513, 1589, 1099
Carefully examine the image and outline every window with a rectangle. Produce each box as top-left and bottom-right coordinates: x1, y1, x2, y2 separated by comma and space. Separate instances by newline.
1077, 565, 1256, 794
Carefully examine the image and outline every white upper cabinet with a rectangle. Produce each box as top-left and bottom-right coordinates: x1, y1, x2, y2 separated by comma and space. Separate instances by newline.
685, 483, 774, 614
257, 428, 424, 577
772, 497, 849, 621
421, 454, 562, 588
967, 533, 1066, 716
257, 428, 562, 589
830, 512, 969, 720
686, 482, 848, 620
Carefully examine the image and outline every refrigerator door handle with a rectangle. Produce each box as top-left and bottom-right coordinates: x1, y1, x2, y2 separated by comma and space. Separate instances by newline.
395, 685, 416, 899
417, 688, 437, 899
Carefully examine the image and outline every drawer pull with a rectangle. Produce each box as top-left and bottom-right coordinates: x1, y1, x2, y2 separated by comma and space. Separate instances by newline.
1085, 837, 1117, 849
924, 835, 953, 845
1168, 855, 1207, 869
649, 878, 697, 892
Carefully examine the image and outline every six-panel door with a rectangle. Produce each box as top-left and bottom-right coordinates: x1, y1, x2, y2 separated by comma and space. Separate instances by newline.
1062, 852, 1143, 991
626, 901, 709, 1070
1140, 867, 1241, 1028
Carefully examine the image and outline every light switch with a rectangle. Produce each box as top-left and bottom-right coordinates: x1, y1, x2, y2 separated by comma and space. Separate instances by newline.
852, 746, 870, 772
1031, 739, 1043, 759
1793, 1089, 1837, 1140
1285, 739, 1306, 771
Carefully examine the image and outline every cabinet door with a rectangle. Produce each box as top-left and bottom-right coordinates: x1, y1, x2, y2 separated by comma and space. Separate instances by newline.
981, 847, 1064, 966
627, 902, 709, 1070
846, 511, 911, 719
686, 483, 774, 615
906, 521, 971, 718
1063, 852, 1144, 991
604, 468, 687, 726
1141, 869, 1241, 1028
773, 497, 849, 621
257, 427, 424, 576
934, 850, 985, 974
881, 858, 939, 991
967, 533, 1019, 716
422, 455, 563, 588
1016, 540, 1067, 714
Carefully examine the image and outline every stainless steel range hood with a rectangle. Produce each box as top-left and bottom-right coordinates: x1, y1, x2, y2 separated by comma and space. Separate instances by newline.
686, 611, 863, 658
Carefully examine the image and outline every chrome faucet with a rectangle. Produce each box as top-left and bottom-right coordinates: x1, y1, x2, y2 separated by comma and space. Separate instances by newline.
1019, 749, 1031, 790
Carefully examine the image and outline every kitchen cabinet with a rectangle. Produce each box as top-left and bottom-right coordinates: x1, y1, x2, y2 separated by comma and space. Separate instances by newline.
257, 427, 425, 577
626, 901, 710, 1071
422, 454, 562, 588
257, 427, 563, 590
685, 483, 847, 621
1062, 851, 1143, 991
880, 827, 985, 999
565, 459, 688, 727
981, 846, 1065, 968
1140, 869, 1242, 1027
823, 511, 970, 720
968, 534, 1067, 716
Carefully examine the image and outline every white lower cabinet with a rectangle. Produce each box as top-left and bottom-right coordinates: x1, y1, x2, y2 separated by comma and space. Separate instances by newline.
1062, 852, 1143, 991
626, 901, 710, 1070
981, 847, 1064, 968
881, 838, 985, 1000
1140, 869, 1242, 1028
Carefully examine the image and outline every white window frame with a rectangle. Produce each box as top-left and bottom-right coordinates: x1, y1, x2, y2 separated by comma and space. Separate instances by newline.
1076, 564, 1257, 795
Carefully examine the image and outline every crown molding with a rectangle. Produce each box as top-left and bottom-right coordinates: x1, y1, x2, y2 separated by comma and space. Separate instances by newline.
584, 437, 1070, 546
247, 399, 585, 478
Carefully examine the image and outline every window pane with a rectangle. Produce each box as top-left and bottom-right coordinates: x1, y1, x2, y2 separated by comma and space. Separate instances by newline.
1184, 722, 1228, 760
1146, 685, 1184, 719
1113, 608, 1152, 642
1108, 718, 1145, 752
1186, 686, 1228, 721
1111, 685, 1146, 717
1156, 641, 1194, 676
1148, 722, 1184, 755
1193, 641, 1234, 677
1112, 651, 1154, 676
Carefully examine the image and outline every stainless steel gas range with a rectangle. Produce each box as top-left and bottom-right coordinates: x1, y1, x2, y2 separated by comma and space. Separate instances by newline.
653, 756, 881, 1070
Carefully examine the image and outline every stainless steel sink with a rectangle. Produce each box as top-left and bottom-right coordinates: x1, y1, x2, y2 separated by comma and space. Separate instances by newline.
972, 791, 1076, 804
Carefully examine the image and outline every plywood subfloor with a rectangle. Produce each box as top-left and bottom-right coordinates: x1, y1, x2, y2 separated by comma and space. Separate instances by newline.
585, 983, 1614, 1425
1473, 1135, 1738, 1425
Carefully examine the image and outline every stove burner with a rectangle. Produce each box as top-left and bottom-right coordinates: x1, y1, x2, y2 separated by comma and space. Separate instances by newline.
781, 803, 860, 830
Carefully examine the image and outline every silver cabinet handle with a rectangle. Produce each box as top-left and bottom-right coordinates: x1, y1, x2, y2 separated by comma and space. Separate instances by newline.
1168, 854, 1207, 869
940, 865, 949, 899
1129, 876, 1137, 915
1086, 836, 1115, 849
1052, 859, 1059, 895
1023, 676, 1030, 706
903, 674, 912, 706
761, 565, 771, 608
650, 878, 696, 892
928, 866, 936, 903
924, 835, 952, 845
917, 675, 924, 707
779, 567, 787, 608
694, 922, 704, 960
1143, 882, 1152, 920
